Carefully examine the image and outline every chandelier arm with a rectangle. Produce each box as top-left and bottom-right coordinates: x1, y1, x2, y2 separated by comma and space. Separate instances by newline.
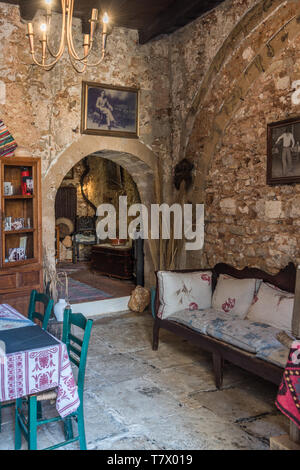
66, 0, 93, 62
69, 56, 87, 73
84, 32, 107, 67
84, 51, 106, 67
46, 0, 67, 59
30, 52, 60, 70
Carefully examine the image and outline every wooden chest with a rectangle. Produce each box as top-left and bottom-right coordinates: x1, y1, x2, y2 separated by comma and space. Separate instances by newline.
91, 244, 133, 280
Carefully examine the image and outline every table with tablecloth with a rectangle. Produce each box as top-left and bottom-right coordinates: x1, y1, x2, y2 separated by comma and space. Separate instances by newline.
0, 304, 79, 418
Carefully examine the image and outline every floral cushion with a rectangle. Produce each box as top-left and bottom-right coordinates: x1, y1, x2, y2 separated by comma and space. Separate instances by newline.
256, 344, 290, 369
167, 308, 240, 335
206, 318, 282, 354
157, 271, 212, 319
246, 282, 294, 334
212, 275, 256, 319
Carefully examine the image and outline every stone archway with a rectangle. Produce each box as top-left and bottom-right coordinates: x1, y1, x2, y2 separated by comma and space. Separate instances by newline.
42, 135, 159, 289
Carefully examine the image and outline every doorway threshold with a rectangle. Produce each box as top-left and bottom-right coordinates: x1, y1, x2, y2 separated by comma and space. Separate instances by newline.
70, 295, 130, 318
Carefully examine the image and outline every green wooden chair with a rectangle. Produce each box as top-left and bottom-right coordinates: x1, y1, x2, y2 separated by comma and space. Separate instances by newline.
0, 290, 53, 433
14, 308, 93, 450
28, 289, 54, 330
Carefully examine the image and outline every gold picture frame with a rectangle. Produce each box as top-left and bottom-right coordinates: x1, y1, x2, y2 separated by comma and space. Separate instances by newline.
81, 81, 139, 139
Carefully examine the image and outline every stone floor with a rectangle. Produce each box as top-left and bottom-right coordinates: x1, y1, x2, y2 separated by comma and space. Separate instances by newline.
0, 310, 289, 450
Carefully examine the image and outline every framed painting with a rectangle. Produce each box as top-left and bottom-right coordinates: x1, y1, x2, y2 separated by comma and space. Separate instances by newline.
81, 81, 139, 138
267, 116, 300, 185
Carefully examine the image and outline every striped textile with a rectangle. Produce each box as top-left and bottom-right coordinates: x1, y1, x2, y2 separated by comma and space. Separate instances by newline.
0, 120, 17, 157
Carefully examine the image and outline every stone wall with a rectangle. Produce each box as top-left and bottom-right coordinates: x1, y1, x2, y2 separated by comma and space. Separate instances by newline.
0, 2, 169, 283
203, 32, 300, 272
3, 0, 300, 278
0, 4, 171, 176
178, 0, 300, 272
60, 156, 140, 218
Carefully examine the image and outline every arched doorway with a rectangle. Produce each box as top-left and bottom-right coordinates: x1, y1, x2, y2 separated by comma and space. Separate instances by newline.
42, 135, 159, 292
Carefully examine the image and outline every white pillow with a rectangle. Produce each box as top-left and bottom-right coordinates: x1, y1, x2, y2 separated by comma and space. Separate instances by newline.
246, 282, 294, 333
157, 271, 212, 319
212, 274, 256, 318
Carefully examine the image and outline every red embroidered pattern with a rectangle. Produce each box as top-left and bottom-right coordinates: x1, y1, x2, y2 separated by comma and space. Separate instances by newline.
7, 353, 23, 399
201, 274, 211, 285
30, 347, 59, 393
222, 298, 236, 313
189, 302, 199, 311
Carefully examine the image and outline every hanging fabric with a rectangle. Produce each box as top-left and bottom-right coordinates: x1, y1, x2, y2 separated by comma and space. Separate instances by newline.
292, 266, 300, 339
0, 120, 17, 157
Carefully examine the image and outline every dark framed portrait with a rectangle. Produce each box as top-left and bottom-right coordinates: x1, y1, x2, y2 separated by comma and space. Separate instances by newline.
81, 81, 139, 138
267, 116, 300, 185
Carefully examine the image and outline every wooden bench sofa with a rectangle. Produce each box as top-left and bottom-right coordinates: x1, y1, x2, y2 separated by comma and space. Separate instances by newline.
151, 262, 297, 389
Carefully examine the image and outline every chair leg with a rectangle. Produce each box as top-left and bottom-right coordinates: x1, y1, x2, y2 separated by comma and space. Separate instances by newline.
152, 320, 160, 351
15, 398, 22, 450
0, 404, 2, 433
212, 352, 224, 390
28, 396, 38, 450
77, 407, 87, 450
72, 241, 76, 264
37, 401, 43, 420
63, 416, 74, 441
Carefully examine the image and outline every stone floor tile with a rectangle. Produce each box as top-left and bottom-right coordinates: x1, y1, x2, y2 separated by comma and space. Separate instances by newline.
97, 377, 183, 426
91, 434, 161, 450
188, 379, 277, 421
238, 412, 289, 443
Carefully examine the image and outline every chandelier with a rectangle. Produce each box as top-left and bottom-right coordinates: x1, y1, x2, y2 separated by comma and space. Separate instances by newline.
26, 0, 110, 73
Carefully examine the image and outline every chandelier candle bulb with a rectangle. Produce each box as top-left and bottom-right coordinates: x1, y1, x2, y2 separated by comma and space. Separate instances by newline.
27, 23, 33, 35
103, 12, 109, 34
91, 8, 98, 21
27, 23, 34, 53
40, 24, 47, 38
83, 34, 90, 46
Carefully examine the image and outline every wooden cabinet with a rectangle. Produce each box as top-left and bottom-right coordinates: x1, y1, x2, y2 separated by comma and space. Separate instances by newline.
91, 244, 134, 280
0, 157, 43, 315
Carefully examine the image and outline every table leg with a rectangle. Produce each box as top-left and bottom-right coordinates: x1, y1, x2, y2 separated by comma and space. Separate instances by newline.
15, 398, 22, 450
28, 396, 37, 450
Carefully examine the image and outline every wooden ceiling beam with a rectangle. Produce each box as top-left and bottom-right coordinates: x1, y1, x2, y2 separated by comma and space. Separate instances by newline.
138, 0, 221, 44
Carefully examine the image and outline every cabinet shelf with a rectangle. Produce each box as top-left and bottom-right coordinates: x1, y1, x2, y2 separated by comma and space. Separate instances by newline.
0, 156, 42, 316
4, 195, 34, 200
4, 229, 35, 235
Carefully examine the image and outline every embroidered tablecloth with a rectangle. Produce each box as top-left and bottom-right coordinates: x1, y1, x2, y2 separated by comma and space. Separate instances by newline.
0, 304, 80, 418
276, 340, 300, 428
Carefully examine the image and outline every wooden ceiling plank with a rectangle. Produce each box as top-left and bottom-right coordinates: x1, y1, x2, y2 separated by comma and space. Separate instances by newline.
139, 0, 221, 44
5, 0, 226, 43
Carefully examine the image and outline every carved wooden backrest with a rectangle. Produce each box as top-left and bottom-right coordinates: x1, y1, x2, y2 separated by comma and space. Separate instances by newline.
214, 262, 296, 294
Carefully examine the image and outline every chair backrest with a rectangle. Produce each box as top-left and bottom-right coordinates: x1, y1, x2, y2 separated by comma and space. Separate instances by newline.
62, 309, 93, 401
76, 216, 96, 233
28, 290, 54, 330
